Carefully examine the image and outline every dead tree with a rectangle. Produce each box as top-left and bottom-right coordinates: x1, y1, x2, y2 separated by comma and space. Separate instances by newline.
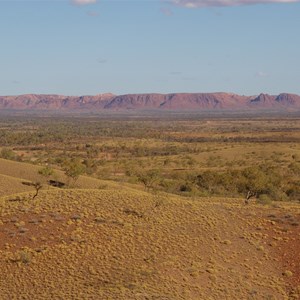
32, 182, 42, 200
245, 190, 257, 204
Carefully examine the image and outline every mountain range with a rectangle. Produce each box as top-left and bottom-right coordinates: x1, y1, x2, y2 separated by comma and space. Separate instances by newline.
1, 92, 300, 111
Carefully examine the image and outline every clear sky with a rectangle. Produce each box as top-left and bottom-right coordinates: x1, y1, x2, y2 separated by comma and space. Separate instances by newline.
0, 0, 300, 96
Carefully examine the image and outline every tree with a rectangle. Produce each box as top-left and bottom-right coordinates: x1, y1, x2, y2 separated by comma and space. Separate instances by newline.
136, 169, 161, 191
196, 170, 219, 194
82, 158, 98, 175
32, 182, 42, 200
0, 148, 15, 160
244, 190, 257, 205
237, 165, 281, 204
63, 158, 85, 185
22, 181, 42, 200
38, 166, 54, 183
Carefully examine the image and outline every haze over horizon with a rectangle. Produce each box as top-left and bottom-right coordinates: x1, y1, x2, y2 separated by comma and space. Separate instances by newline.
1, 0, 299, 96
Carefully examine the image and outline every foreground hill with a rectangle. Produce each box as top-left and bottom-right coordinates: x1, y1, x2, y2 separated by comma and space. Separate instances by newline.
0, 190, 298, 299
0, 157, 299, 299
1, 92, 300, 111
0, 189, 299, 299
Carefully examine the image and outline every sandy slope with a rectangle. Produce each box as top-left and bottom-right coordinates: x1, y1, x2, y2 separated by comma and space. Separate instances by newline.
0, 158, 133, 196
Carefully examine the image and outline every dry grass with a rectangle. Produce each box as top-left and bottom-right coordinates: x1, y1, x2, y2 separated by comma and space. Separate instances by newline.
0, 174, 34, 197
0, 117, 300, 299
0, 187, 297, 299
0, 158, 134, 194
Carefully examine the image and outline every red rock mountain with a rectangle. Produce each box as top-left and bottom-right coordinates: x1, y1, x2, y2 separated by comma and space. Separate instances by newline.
0, 92, 300, 111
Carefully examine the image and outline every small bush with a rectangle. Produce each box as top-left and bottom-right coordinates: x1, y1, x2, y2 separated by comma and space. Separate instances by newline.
0, 148, 16, 160
257, 194, 272, 205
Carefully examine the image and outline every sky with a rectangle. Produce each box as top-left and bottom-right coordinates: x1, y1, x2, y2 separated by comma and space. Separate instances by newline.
0, 0, 300, 96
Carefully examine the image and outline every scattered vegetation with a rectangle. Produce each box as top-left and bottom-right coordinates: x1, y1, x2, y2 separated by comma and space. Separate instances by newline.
0, 114, 299, 299
1, 115, 299, 201
38, 166, 54, 182
63, 158, 85, 185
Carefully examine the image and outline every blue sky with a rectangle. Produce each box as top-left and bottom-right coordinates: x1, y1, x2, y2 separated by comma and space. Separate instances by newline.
0, 0, 299, 96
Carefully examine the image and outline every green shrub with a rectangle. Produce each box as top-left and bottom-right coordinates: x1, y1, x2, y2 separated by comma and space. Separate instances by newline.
0, 148, 16, 160
257, 194, 272, 205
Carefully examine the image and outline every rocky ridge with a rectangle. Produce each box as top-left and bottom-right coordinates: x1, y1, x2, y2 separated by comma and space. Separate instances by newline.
0, 92, 300, 111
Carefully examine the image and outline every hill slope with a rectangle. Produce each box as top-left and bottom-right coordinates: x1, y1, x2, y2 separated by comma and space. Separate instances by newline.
0, 158, 133, 196
0, 157, 299, 299
0, 187, 299, 299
